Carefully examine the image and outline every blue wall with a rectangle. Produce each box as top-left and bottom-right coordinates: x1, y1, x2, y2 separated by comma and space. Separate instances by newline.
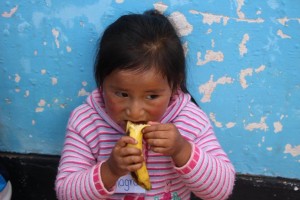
1, 1, 300, 180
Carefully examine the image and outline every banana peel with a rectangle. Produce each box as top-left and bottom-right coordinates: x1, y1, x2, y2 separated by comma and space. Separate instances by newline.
126, 121, 152, 190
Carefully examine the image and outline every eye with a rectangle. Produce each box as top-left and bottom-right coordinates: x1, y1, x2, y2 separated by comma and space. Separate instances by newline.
116, 91, 128, 98
146, 95, 159, 100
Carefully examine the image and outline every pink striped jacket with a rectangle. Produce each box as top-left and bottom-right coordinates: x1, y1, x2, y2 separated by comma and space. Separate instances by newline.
55, 89, 235, 200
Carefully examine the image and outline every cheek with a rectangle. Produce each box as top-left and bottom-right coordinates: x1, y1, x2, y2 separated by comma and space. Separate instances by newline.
103, 95, 124, 118
148, 100, 170, 120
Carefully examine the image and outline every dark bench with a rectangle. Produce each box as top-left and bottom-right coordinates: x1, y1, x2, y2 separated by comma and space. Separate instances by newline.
1, 152, 299, 200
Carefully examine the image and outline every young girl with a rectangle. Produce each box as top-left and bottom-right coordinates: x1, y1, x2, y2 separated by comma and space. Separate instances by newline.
55, 9, 235, 200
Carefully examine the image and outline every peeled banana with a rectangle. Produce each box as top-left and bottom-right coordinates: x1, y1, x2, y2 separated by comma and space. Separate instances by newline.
126, 121, 151, 190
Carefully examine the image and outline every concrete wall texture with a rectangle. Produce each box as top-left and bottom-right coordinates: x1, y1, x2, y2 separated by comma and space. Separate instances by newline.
1, 1, 299, 180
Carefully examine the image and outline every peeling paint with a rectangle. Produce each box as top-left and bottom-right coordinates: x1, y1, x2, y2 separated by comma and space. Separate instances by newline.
197, 50, 224, 66
153, 2, 168, 13
169, 12, 193, 37
78, 88, 90, 97
66, 46, 72, 52
277, 17, 300, 26
239, 34, 249, 56
284, 144, 300, 157
52, 28, 60, 48
267, 147, 273, 151
1, 5, 18, 18
51, 77, 58, 85
82, 81, 88, 86
245, 117, 268, 132
15, 74, 21, 83
24, 90, 30, 97
273, 121, 283, 133
38, 99, 46, 107
190, 9, 263, 25
226, 122, 236, 128
41, 69, 47, 75
190, 10, 229, 25
239, 65, 266, 89
236, 0, 245, 19
199, 75, 233, 103
209, 113, 222, 128
35, 107, 44, 113
277, 29, 291, 39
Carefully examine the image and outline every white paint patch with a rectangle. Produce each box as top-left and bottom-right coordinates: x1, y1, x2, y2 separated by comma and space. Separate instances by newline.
209, 113, 222, 128
51, 77, 58, 85
255, 65, 266, 73
38, 99, 46, 107
226, 122, 236, 128
34, 50, 38, 56
273, 121, 283, 133
115, 0, 124, 3
239, 68, 253, 89
1, 5, 18, 18
35, 107, 44, 112
266, 147, 273, 151
52, 28, 60, 48
15, 74, 21, 83
245, 116, 268, 132
236, 0, 245, 19
284, 144, 300, 157
82, 81, 88, 86
153, 2, 168, 13
239, 65, 266, 89
190, 10, 229, 25
78, 88, 90, 97
277, 17, 288, 26
182, 41, 188, 57
24, 90, 30, 97
199, 75, 233, 103
190, 9, 263, 25
236, 18, 264, 23
211, 39, 215, 48
66, 46, 72, 52
197, 50, 224, 66
239, 33, 249, 56
168, 12, 193, 36
41, 69, 47, 75
277, 29, 291, 39
32, 120, 36, 125
15, 87, 20, 93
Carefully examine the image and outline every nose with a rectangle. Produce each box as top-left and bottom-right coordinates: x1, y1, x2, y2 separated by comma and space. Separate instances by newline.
126, 100, 144, 121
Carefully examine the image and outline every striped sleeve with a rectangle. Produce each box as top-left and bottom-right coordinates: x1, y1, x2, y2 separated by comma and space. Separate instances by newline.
55, 107, 114, 200
174, 103, 235, 200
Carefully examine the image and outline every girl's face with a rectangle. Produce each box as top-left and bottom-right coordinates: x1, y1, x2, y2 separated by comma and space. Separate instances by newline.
102, 67, 173, 130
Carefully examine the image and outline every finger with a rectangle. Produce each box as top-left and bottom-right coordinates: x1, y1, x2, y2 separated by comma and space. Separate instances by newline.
127, 162, 143, 172
150, 146, 167, 154
116, 136, 136, 148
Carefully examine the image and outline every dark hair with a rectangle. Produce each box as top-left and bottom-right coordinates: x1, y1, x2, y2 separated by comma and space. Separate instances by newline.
94, 9, 187, 93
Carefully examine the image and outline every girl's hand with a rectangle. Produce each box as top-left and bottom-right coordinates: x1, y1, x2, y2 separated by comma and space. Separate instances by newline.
101, 136, 144, 189
143, 122, 191, 167
107, 136, 144, 177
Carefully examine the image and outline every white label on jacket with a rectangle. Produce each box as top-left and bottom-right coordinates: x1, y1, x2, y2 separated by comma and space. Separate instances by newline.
115, 174, 146, 194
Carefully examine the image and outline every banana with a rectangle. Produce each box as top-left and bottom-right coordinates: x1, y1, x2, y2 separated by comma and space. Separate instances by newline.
126, 121, 151, 190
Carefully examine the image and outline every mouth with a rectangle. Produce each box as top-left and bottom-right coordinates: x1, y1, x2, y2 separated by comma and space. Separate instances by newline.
126, 120, 148, 125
